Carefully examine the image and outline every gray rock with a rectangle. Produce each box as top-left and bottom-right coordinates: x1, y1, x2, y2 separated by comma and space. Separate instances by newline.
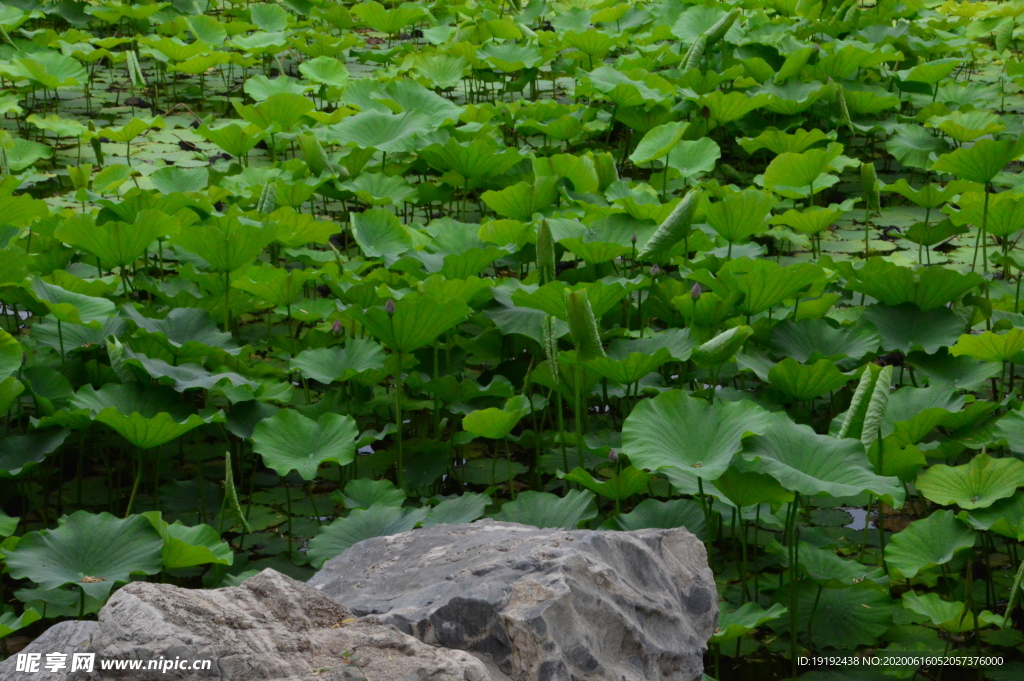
0, 569, 491, 681
308, 521, 716, 681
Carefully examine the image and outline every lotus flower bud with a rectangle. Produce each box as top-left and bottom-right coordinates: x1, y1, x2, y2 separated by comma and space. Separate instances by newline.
691, 282, 702, 301
608, 449, 619, 463
650, 263, 661, 277
385, 299, 396, 316
331, 319, 343, 336
630, 233, 638, 244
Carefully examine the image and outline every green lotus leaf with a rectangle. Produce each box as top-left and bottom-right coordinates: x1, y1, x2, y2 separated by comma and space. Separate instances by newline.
706, 188, 775, 245
762, 144, 845, 198
959, 493, 1024, 541
777, 582, 895, 649
423, 493, 489, 527
881, 179, 974, 209
174, 213, 276, 273
916, 453, 1024, 510
0, 377, 25, 416
860, 303, 964, 354
149, 166, 209, 194
482, 177, 560, 222
55, 210, 179, 270
601, 498, 706, 535
887, 124, 949, 170
947, 190, 1024, 238
881, 384, 964, 447
740, 414, 904, 506
197, 122, 264, 158
351, 292, 470, 353
0, 327, 22, 382
623, 390, 770, 480
334, 478, 406, 510
231, 262, 319, 307
691, 325, 753, 368
770, 318, 879, 363
327, 110, 431, 153
290, 340, 386, 384
492, 489, 597, 529
560, 466, 650, 501
71, 383, 221, 449
250, 3, 290, 32
739, 128, 836, 155
233, 93, 314, 132
884, 510, 975, 579
902, 591, 1003, 633
244, 75, 310, 101
931, 137, 1024, 184
629, 121, 686, 164
251, 409, 358, 479
0, 428, 69, 478
1, 511, 163, 600
711, 602, 788, 644
307, 504, 428, 567
463, 395, 530, 440
768, 358, 851, 401
351, 208, 419, 259
950, 328, 1024, 363
711, 466, 793, 509
142, 512, 233, 569
122, 306, 243, 359
29, 278, 115, 328
795, 542, 887, 587
697, 91, 769, 125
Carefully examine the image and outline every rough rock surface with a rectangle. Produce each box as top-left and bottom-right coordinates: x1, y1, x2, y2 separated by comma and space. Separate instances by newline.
308, 520, 717, 681
0, 569, 491, 681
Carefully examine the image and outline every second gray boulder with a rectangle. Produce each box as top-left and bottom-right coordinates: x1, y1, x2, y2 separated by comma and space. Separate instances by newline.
308, 520, 717, 681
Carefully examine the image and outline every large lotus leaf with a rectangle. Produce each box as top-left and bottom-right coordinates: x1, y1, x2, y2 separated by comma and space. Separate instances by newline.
884, 510, 976, 579
887, 124, 949, 170
762, 145, 845, 198
931, 137, 1024, 184
907, 349, 1001, 392
149, 167, 209, 194
585, 66, 673, 108
770, 318, 879, 363
860, 303, 964, 354
768, 358, 851, 401
492, 489, 597, 529
463, 395, 529, 440
252, 409, 358, 479
174, 213, 276, 273
915, 453, 1024, 510
1, 511, 163, 600
881, 179, 974, 209
299, 56, 350, 88
629, 121, 686, 164
307, 505, 428, 567
423, 493, 489, 527
481, 177, 560, 222
770, 201, 855, 236
622, 390, 770, 480
929, 110, 1005, 144
0, 377, 24, 415
706, 188, 775, 244
711, 602, 788, 644
795, 542, 886, 587
776, 582, 895, 649
335, 478, 406, 510
959, 493, 1024, 541
0, 328, 22, 382
351, 293, 470, 354
197, 123, 264, 158
901, 592, 1002, 633
601, 498, 706, 535
122, 306, 242, 358
739, 128, 836, 156
55, 211, 179, 270
352, 1, 426, 33
71, 383, 220, 449
950, 328, 1024, 363
842, 259, 981, 311
233, 93, 314, 132
881, 384, 964, 446
712, 260, 824, 317
244, 75, 310, 101
740, 414, 904, 506
4, 53, 87, 88
698, 91, 769, 125
897, 58, 960, 86
512, 281, 628, 322
142, 513, 233, 569
588, 347, 673, 384
29, 278, 115, 328
561, 466, 650, 501
0, 194, 48, 227
0, 428, 69, 478
290, 340, 386, 384
351, 208, 419, 259
327, 110, 431, 153
116, 344, 258, 394
231, 263, 319, 307
666, 137, 721, 180
711, 466, 793, 509
420, 136, 522, 182
947, 190, 1024, 238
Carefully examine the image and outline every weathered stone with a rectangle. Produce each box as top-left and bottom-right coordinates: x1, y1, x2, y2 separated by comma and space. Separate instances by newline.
0, 569, 491, 681
308, 521, 717, 681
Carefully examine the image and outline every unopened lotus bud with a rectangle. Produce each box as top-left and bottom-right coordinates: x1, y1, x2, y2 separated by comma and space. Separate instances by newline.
650, 263, 661, 277
385, 299, 395, 316
630, 233, 638, 244
331, 319, 343, 336
608, 449, 619, 463
691, 282, 702, 300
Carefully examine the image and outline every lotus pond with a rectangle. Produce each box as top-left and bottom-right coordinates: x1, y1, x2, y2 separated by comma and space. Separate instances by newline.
3, 0, 1024, 678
